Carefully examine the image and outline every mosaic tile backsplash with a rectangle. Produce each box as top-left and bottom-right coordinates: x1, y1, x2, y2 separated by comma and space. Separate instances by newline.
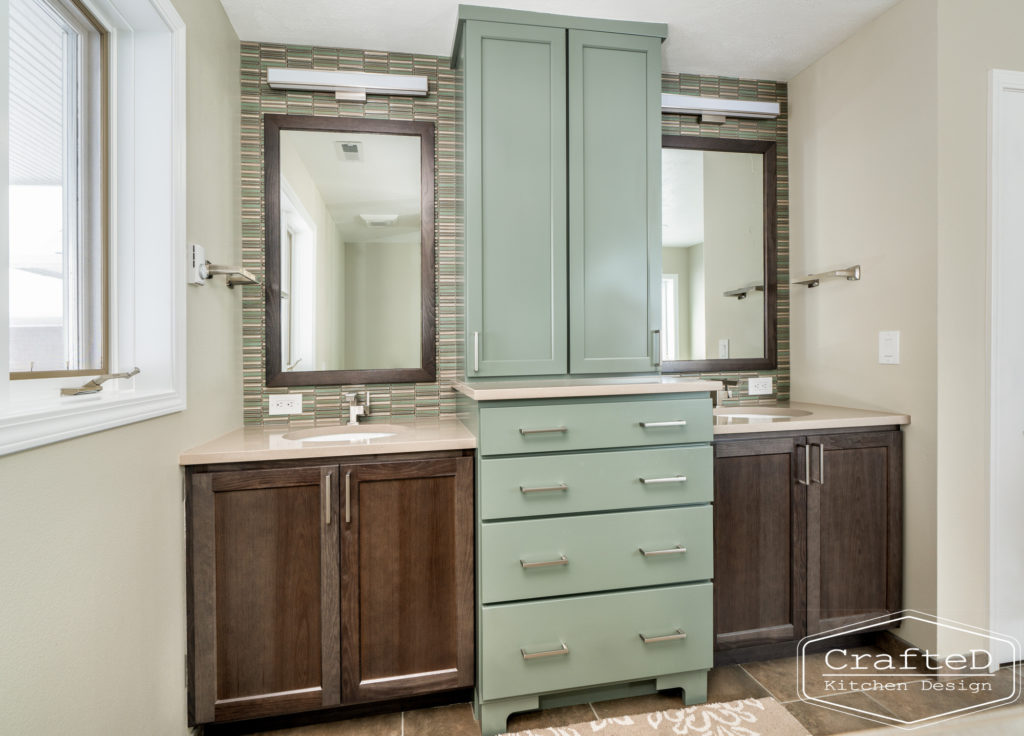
240, 42, 789, 426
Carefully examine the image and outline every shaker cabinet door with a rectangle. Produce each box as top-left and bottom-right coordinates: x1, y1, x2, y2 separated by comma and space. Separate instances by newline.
464, 21, 567, 377
339, 457, 474, 702
568, 30, 662, 374
187, 466, 341, 723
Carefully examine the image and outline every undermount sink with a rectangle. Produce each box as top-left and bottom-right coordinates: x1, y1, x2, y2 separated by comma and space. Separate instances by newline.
714, 407, 813, 421
282, 424, 408, 442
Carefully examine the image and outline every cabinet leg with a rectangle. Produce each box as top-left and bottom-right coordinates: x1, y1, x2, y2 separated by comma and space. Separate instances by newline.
657, 670, 708, 706
477, 695, 539, 736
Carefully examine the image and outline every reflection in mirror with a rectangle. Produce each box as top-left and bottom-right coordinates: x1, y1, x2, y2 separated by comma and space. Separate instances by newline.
265, 116, 435, 387
660, 137, 776, 372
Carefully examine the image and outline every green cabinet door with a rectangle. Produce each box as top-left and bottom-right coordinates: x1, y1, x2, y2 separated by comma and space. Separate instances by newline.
568, 30, 662, 374
464, 21, 568, 377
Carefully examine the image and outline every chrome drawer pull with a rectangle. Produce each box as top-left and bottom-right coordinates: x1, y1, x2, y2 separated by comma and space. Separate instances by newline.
639, 629, 687, 644
520, 555, 568, 569
519, 426, 568, 435
520, 483, 568, 494
521, 642, 569, 660
639, 420, 687, 428
639, 545, 687, 557
639, 475, 687, 485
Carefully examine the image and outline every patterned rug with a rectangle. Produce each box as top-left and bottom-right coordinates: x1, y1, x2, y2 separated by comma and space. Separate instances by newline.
502, 697, 811, 736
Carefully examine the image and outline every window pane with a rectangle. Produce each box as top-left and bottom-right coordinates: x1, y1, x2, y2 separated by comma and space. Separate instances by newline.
9, 0, 103, 375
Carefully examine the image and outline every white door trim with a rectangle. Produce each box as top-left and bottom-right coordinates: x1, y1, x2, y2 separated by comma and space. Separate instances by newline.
988, 68, 1024, 664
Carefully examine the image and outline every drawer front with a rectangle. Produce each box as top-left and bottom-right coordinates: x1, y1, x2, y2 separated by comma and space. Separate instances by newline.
478, 395, 712, 456
479, 446, 712, 520
481, 583, 712, 701
480, 506, 712, 603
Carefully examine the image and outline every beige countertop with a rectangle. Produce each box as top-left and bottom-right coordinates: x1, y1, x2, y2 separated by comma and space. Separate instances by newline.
179, 416, 476, 465
453, 375, 722, 401
713, 401, 910, 435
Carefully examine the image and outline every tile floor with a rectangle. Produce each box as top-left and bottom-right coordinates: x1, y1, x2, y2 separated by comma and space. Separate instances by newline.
254, 647, 1024, 736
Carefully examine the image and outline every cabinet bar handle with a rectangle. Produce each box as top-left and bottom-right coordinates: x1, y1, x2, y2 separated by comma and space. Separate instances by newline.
519, 426, 568, 435
324, 472, 332, 525
639, 629, 687, 644
797, 444, 810, 486
520, 555, 568, 568
344, 471, 352, 524
639, 545, 687, 557
521, 642, 569, 660
653, 329, 661, 367
639, 420, 687, 428
814, 442, 825, 484
473, 331, 480, 373
520, 483, 568, 494
639, 475, 687, 485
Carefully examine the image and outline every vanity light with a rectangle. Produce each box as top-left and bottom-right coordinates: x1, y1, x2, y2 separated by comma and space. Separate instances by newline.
267, 67, 429, 102
661, 93, 780, 124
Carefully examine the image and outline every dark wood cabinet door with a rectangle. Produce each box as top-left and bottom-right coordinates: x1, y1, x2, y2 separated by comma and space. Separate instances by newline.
188, 466, 341, 723
807, 431, 902, 634
340, 457, 474, 703
713, 437, 806, 650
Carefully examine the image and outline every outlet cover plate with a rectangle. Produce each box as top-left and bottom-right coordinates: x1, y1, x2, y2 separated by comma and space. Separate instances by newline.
879, 331, 901, 364
748, 377, 773, 396
718, 339, 730, 359
269, 394, 303, 415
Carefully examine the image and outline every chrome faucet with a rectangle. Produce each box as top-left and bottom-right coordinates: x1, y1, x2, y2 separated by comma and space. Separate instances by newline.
704, 377, 741, 407
345, 392, 366, 426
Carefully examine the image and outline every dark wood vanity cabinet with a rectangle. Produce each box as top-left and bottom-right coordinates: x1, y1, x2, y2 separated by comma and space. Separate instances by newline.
713, 429, 902, 661
185, 453, 474, 725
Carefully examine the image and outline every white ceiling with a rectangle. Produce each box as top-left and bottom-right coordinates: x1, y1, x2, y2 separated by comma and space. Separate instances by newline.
220, 0, 900, 81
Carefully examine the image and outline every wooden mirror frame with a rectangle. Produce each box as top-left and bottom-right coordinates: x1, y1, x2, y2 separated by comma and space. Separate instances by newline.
659, 135, 778, 373
264, 114, 436, 387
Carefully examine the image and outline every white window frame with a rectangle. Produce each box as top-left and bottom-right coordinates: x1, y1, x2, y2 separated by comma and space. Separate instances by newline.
0, 0, 187, 455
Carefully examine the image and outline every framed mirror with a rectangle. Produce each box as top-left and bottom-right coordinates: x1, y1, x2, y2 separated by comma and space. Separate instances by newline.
264, 115, 435, 386
659, 135, 777, 373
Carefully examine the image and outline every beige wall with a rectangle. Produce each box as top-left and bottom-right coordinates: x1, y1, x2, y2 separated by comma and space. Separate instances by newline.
0, 1, 240, 733
661, 246, 692, 359
789, 0, 939, 648
934, 0, 1024, 655
344, 241, 421, 369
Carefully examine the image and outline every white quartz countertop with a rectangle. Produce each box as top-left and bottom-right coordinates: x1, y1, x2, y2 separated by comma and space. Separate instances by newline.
713, 401, 910, 435
179, 416, 476, 465
452, 375, 722, 401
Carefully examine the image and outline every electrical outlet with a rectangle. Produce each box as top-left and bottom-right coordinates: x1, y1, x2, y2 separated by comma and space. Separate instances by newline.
879, 331, 901, 365
718, 339, 730, 359
268, 394, 303, 415
748, 377, 773, 396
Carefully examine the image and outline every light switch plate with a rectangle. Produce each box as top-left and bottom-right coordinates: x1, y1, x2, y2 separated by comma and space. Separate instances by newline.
748, 377, 773, 396
718, 339, 730, 359
879, 331, 901, 364
269, 394, 303, 415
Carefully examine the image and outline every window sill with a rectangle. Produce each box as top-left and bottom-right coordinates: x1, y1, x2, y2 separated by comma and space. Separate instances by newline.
0, 388, 186, 456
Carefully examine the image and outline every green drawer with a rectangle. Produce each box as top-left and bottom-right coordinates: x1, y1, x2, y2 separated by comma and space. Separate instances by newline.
480, 506, 712, 603
480, 583, 712, 701
479, 446, 712, 520
478, 395, 712, 456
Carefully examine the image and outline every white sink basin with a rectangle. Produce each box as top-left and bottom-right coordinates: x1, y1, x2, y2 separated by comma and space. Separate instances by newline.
283, 424, 407, 443
714, 407, 813, 421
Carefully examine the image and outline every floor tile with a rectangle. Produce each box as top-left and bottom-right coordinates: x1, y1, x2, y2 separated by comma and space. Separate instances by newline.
783, 692, 897, 735
403, 703, 479, 736
708, 665, 772, 703
505, 704, 595, 733
591, 692, 683, 718
741, 646, 887, 702
254, 712, 402, 736
862, 666, 1021, 724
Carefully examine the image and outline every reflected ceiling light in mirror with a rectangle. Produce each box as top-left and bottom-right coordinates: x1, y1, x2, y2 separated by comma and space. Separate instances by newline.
661, 93, 780, 124
267, 67, 429, 102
